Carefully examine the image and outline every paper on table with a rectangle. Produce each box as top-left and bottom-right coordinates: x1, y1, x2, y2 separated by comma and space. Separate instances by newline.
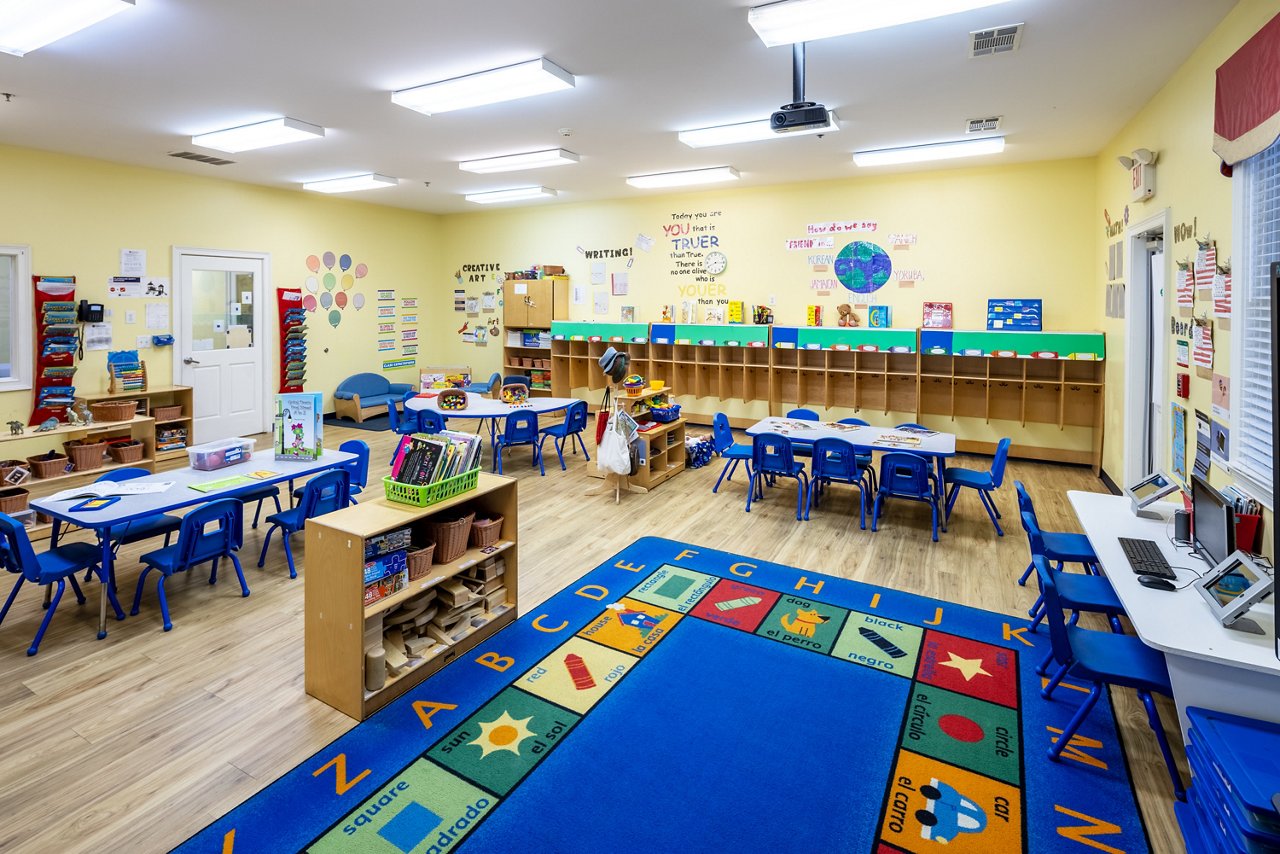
47, 480, 175, 501
188, 475, 256, 493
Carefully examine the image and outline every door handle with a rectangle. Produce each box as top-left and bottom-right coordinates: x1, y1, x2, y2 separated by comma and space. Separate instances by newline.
183, 357, 201, 365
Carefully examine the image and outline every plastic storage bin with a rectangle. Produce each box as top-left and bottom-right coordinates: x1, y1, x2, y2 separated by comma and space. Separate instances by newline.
187, 437, 254, 471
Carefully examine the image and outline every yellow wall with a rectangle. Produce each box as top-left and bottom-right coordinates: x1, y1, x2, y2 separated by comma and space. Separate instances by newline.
1095, 0, 1275, 551
0, 144, 438, 436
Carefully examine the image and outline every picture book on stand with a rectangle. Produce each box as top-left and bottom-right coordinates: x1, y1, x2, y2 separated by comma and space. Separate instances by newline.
274, 392, 323, 461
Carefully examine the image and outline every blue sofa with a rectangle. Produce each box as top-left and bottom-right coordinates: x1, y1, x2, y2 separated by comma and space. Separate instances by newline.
332, 373, 414, 423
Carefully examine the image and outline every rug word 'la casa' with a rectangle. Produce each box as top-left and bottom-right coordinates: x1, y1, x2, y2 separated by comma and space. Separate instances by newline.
178, 537, 1150, 854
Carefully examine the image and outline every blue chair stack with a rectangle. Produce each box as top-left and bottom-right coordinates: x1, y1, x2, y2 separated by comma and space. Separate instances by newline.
538, 400, 590, 471
872, 452, 941, 541
943, 437, 1012, 535
0, 512, 113, 655
1177, 707, 1280, 852
1033, 554, 1185, 800
494, 410, 543, 476
710, 413, 751, 494
806, 437, 870, 528
131, 498, 249, 632
258, 468, 351, 578
746, 433, 808, 521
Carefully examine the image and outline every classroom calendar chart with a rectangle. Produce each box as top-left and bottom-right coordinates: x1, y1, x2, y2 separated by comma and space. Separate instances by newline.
274, 392, 323, 461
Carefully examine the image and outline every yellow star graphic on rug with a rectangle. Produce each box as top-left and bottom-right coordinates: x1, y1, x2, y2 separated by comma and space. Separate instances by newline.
470, 710, 536, 759
938, 652, 992, 681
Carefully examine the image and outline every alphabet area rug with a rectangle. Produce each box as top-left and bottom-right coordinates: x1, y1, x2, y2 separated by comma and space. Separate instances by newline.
176, 537, 1150, 853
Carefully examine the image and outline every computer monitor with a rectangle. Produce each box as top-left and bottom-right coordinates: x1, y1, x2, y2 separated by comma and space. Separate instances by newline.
1191, 473, 1235, 568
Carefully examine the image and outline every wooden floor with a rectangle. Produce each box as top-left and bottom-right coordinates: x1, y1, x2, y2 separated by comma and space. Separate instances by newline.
0, 423, 1186, 853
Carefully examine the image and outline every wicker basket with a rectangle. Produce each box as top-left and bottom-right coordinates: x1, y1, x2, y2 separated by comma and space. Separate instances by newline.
88, 400, 138, 423
107, 440, 145, 464
407, 543, 436, 581
27, 453, 68, 479
425, 511, 475, 564
152, 404, 183, 422
63, 440, 107, 472
0, 487, 29, 514
469, 515, 504, 548
0, 459, 24, 481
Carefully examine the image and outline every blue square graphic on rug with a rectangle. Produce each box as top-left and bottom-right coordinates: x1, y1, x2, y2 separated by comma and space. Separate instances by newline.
377, 801, 442, 852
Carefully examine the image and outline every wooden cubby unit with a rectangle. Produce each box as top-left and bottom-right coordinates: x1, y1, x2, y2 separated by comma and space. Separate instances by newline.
304, 474, 519, 721
77, 385, 194, 464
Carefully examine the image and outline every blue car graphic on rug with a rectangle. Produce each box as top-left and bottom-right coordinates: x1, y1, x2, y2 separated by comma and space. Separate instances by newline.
916, 778, 987, 844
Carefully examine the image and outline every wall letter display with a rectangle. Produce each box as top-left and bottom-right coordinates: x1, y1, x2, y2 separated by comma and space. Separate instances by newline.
31, 275, 79, 426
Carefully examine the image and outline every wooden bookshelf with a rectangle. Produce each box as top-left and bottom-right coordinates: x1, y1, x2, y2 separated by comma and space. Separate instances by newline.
304, 474, 519, 721
77, 385, 194, 463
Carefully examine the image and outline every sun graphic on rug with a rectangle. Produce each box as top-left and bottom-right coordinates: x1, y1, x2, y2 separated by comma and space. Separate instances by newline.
470, 711, 537, 759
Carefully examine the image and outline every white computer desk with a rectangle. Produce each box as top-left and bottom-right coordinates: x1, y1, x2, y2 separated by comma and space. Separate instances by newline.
1069, 491, 1279, 740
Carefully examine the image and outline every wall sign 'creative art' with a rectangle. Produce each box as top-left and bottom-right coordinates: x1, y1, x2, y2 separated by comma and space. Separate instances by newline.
834, 241, 892, 295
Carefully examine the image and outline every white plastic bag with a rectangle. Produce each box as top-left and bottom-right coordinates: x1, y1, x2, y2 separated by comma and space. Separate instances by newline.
597, 416, 632, 475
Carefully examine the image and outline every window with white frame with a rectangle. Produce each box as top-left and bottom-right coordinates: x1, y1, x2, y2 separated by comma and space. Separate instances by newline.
0, 245, 33, 394
1231, 140, 1277, 502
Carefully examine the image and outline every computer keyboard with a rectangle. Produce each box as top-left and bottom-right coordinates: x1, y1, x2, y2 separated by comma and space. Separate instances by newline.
1117, 537, 1176, 580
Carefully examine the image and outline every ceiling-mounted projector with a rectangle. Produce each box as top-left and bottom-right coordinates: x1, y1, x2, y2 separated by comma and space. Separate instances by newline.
771, 101, 832, 132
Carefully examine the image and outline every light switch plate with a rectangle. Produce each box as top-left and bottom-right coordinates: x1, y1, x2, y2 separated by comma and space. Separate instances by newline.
125, 310, 136, 324
136, 335, 151, 349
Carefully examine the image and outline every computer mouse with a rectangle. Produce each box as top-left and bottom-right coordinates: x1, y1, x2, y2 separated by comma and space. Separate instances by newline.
1137, 575, 1176, 591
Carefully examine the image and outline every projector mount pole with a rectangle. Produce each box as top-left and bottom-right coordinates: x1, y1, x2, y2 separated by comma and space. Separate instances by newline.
792, 41, 806, 106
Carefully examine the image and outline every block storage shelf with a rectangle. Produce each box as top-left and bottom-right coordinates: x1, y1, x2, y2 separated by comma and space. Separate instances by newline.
304, 472, 519, 721
76, 386, 194, 464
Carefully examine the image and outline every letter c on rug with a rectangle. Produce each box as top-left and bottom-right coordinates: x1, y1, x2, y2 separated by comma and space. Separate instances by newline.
531, 615, 569, 633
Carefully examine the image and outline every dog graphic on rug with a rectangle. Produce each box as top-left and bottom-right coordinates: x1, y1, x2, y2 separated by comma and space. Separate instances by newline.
780, 608, 829, 637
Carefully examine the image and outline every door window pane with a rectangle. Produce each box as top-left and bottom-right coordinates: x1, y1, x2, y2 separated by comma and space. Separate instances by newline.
191, 269, 255, 350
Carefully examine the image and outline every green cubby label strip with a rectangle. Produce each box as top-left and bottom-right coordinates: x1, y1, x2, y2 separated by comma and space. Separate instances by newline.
944, 330, 1105, 359
551, 321, 650, 341
791, 327, 918, 351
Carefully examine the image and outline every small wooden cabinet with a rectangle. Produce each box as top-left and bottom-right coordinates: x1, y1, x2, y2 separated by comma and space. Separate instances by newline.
503, 276, 568, 395
77, 385, 194, 464
304, 474, 519, 721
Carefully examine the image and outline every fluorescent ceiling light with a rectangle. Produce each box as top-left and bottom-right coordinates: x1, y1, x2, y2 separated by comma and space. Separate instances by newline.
748, 0, 1014, 47
627, 167, 740, 190
303, 173, 398, 194
393, 58, 575, 116
459, 149, 580, 174
464, 186, 559, 204
852, 136, 1005, 167
193, 117, 325, 154
679, 111, 839, 148
0, 0, 134, 57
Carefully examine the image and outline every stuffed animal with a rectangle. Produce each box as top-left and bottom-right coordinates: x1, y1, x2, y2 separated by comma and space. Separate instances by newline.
836, 304, 861, 327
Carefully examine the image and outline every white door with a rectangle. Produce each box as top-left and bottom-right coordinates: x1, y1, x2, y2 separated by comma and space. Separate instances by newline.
1147, 247, 1166, 474
174, 250, 267, 442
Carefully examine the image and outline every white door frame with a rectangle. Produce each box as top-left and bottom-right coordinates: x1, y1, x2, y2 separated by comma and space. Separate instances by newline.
1122, 208, 1172, 486
171, 246, 273, 437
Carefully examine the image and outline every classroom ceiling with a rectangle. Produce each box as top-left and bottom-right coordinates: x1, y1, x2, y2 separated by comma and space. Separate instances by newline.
0, 0, 1239, 214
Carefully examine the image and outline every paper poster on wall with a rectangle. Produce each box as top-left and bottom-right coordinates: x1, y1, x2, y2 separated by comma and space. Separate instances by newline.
465, 297, 479, 314
481, 292, 496, 311
593, 291, 609, 316
378, 339, 395, 352
461, 331, 476, 344
1192, 320, 1214, 369
1171, 403, 1188, 486
107, 277, 142, 298
402, 344, 418, 356
401, 297, 417, 309
1210, 421, 1230, 468
378, 323, 394, 334
590, 262, 606, 286
1211, 373, 1230, 419
635, 233, 655, 253
85, 323, 113, 350
1213, 267, 1231, 318
986, 299, 1042, 331
1175, 339, 1189, 368
379, 290, 396, 301
120, 249, 146, 276
572, 284, 587, 305
1194, 409, 1212, 479
611, 272, 629, 296
378, 306, 395, 319
922, 302, 953, 329
145, 302, 169, 330
1175, 264, 1194, 308
453, 289, 466, 311
1195, 238, 1216, 291
620, 306, 635, 323
402, 329, 418, 341
401, 314, 417, 324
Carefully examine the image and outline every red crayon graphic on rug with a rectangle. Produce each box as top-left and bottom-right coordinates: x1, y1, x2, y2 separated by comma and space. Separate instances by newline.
563, 653, 596, 691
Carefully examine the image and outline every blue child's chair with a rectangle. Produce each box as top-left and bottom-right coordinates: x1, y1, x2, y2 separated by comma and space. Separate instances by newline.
92, 467, 183, 554
258, 468, 351, 578
746, 433, 808, 521
0, 512, 110, 655
711, 413, 752, 493
494, 410, 543, 476
872, 452, 941, 541
131, 498, 248, 632
806, 437, 870, 528
300, 439, 370, 505
1014, 481, 1099, 584
538, 400, 590, 471
462, 371, 501, 396
787, 408, 820, 421
943, 437, 1012, 535
418, 409, 446, 434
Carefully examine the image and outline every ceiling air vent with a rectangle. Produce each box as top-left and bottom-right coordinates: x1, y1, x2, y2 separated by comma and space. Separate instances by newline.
168, 150, 235, 166
966, 116, 1002, 134
969, 23, 1023, 58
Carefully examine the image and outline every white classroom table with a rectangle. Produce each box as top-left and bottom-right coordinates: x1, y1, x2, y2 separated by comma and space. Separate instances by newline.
405, 392, 582, 450
1069, 490, 1280, 739
31, 448, 354, 639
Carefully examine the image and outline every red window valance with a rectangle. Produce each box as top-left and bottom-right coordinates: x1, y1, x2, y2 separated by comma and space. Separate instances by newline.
1214, 12, 1280, 166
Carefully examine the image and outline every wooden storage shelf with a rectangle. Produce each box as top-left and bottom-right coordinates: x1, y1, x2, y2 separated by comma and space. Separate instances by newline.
77, 385, 193, 467
305, 473, 519, 721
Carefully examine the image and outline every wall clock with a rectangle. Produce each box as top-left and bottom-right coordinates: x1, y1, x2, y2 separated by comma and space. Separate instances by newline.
703, 250, 728, 276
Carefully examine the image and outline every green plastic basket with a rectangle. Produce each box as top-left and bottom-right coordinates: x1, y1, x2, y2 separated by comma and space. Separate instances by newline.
382, 467, 479, 508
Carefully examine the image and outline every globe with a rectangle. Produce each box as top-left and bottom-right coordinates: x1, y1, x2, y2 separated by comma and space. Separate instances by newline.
834, 241, 892, 294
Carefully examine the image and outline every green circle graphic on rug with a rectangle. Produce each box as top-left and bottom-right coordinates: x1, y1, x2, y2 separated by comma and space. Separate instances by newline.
834, 240, 892, 294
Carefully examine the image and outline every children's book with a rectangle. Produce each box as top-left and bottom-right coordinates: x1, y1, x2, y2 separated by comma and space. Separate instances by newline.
873, 433, 922, 447
867, 306, 892, 328
274, 392, 323, 460
47, 480, 174, 501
